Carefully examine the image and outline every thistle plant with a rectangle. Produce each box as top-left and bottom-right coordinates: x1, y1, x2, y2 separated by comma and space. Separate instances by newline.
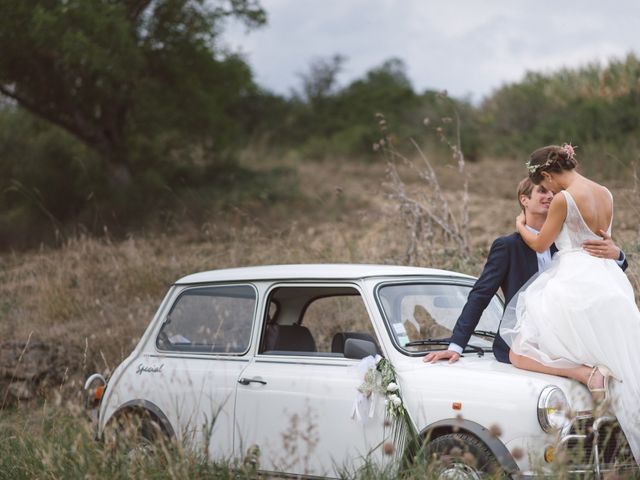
374, 92, 470, 265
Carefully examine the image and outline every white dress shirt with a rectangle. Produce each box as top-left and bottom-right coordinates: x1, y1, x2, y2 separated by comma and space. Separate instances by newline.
525, 225, 551, 272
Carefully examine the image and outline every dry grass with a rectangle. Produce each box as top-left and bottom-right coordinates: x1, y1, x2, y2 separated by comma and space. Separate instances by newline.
1, 154, 640, 477
0, 404, 259, 480
1, 156, 639, 385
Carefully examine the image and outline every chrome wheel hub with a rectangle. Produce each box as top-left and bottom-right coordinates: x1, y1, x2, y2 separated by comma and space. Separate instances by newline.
437, 463, 482, 480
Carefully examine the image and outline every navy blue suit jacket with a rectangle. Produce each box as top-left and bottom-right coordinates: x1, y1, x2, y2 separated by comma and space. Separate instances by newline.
449, 233, 628, 363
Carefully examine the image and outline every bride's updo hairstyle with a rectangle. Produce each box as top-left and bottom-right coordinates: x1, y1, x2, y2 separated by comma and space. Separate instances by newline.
526, 144, 578, 184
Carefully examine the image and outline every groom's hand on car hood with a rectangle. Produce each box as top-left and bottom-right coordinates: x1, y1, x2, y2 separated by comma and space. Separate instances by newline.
424, 350, 461, 364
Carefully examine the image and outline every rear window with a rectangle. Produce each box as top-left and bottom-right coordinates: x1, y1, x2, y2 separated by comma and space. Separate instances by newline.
156, 285, 256, 354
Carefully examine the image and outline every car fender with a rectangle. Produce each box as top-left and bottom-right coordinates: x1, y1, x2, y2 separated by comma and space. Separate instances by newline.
104, 399, 175, 440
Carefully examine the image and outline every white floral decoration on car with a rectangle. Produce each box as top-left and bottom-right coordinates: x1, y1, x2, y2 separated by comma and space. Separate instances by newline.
352, 355, 417, 459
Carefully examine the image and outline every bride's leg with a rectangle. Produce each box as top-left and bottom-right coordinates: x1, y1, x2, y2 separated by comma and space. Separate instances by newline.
509, 350, 598, 387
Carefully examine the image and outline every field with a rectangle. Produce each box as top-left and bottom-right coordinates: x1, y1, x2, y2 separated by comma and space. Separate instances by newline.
2, 154, 640, 478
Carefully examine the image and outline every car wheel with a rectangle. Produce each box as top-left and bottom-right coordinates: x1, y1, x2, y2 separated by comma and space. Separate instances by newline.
105, 409, 169, 461
424, 433, 500, 480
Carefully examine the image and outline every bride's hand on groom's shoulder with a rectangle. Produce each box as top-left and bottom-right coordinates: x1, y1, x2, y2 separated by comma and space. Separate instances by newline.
423, 350, 460, 364
516, 212, 526, 230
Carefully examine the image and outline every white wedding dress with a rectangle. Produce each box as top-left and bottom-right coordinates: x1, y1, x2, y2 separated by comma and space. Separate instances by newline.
501, 190, 640, 464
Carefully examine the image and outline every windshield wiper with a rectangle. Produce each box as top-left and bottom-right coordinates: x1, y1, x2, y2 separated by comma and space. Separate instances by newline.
404, 339, 449, 347
404, 339, 485, 356
473, 330, 496, 339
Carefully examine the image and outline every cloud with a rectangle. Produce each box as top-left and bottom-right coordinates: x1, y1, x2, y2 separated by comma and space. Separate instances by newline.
224, 0, 640, 100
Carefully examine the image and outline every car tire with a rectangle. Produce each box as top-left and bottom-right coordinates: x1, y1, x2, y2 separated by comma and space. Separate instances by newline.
104, 409, 169, 461
424, 432, 501, 479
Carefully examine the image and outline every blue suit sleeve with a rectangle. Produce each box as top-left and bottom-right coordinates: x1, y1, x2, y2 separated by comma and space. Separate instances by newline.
619, 250, 628, 272
449, 237, 509, 349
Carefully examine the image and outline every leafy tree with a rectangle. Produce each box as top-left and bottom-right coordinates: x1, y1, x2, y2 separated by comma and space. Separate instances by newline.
280, 57, 418, 156
295, 54, 347, 105
479, 54, 640, 162
0, 105, 104, 248
333, 58, 415, 129
0, 0, 265, 184
272, 57, 480, 160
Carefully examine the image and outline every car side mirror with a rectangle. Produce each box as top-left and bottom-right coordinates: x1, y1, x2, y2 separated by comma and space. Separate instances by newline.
344, 338, 378, 359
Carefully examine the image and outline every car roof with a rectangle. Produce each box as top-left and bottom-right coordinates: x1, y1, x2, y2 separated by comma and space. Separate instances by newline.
175, 264, 475, 285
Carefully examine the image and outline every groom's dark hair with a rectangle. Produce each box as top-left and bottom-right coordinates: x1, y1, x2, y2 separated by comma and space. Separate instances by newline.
517, 177, 534, 213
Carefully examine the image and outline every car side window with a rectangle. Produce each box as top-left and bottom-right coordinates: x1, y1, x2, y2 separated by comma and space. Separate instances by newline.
156, 285, 256, 354
302, 295, 377, 353
260, 286, 379, 356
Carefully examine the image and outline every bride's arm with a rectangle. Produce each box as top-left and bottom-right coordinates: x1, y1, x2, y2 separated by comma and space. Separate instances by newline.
516, 193, 567, 253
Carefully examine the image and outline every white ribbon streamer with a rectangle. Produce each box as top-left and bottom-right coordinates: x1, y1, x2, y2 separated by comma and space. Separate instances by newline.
351, 355, 382, 423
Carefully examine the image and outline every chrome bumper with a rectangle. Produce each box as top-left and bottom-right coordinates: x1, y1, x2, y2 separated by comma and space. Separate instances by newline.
557, 413, 637, 479
83, 373, 106, 438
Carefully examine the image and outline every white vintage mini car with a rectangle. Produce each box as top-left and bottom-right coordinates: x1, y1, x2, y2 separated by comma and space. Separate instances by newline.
84, 264, 635, 478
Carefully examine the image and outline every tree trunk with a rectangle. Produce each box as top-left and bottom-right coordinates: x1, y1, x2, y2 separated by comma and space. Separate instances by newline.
106, 161, 133, 188
94, 123, 133, 188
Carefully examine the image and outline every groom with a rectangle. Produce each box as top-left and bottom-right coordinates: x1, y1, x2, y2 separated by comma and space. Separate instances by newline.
424, 177, 628, 364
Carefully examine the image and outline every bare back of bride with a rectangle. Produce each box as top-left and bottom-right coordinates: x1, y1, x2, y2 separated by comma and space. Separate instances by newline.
500, 144, 640, 464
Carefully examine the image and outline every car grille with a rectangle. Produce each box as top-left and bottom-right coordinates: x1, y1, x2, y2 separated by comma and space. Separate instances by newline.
560, 415, 635, 467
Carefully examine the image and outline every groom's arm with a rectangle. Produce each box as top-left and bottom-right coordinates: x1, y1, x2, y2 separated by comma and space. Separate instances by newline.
619, 251, 628, 271
425, 237, 509, 362
582, 230, 628, 271
450, 237, 509, 348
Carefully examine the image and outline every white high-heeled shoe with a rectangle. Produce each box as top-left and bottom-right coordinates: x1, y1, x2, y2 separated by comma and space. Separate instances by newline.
587, 365, 621, 409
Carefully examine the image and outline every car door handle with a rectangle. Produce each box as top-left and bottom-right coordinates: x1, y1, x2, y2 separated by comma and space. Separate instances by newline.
238, 377, 267, 386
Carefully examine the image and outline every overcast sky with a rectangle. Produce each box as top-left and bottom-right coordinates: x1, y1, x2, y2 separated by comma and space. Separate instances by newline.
224, 0, 640, 102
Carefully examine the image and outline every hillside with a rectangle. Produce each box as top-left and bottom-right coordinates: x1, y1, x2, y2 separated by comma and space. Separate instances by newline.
2, 155, 639, 407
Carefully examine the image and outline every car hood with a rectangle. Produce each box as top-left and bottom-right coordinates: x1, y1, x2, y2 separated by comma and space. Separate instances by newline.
392, 354, 592, 438
399, 355, 591, 407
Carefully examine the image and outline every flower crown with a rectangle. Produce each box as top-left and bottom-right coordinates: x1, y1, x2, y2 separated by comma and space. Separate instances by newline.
525, 143, 577, 174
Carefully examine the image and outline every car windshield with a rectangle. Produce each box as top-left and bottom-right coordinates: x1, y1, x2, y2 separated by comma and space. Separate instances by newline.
376, 282, 504, 354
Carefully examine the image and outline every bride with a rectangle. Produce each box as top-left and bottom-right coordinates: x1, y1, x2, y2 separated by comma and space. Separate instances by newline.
500, 144, 640, 464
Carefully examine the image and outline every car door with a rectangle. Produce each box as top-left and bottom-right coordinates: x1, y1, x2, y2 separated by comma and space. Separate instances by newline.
149, 283, 258, 459
233, 283, 391, 477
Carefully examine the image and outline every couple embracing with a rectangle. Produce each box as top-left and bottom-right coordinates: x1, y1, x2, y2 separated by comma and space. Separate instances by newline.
425, 144, 640, 464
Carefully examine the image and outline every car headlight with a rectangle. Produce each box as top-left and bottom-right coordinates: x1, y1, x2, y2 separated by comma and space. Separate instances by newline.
537, 386, 571, 433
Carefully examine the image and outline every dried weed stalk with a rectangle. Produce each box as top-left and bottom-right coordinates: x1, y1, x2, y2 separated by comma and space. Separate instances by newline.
376, 94, 470, 265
